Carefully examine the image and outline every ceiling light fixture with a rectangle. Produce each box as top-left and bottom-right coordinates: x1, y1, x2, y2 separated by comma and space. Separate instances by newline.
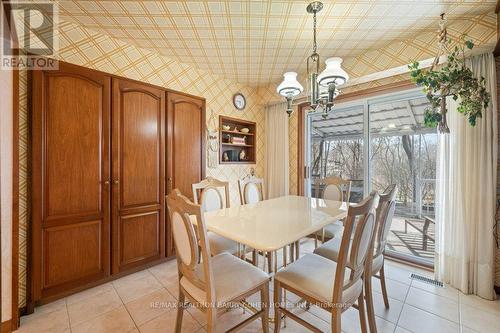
276, 1, 349, 118
277, 71, 304, 116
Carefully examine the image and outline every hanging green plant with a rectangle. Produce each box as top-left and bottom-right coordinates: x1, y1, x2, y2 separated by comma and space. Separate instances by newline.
408, 15, 490, 133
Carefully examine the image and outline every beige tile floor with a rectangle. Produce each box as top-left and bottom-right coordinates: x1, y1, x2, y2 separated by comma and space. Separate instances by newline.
15, 240, 500, 333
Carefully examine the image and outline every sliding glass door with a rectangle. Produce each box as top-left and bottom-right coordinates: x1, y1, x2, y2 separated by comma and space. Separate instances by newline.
368, 93, 437, 266
305, 88, 437, 266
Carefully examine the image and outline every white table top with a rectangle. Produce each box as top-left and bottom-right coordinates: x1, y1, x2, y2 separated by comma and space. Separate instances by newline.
203, 195, 347, 252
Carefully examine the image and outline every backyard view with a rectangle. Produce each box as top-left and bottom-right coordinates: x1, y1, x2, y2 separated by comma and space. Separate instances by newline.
308, 93, 437, 265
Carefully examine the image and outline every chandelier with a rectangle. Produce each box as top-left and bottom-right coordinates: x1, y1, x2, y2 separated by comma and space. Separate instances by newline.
276, 1, 349, 117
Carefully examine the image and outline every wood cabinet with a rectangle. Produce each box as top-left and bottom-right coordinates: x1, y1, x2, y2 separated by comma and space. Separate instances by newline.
31, 61, 205, 303
111, 79, 166, 273
32, 62, 112, 300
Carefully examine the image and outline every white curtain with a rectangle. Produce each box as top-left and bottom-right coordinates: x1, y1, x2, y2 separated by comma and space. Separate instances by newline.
265, 102, 290, 198
435, 53, 497, 300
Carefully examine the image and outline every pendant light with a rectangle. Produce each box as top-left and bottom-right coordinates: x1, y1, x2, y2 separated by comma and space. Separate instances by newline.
276, 72, 304, 116
276, 2, 349, 118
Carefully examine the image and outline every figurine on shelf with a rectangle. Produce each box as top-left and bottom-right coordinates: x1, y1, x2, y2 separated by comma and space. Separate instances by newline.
223, 151, 229, 162
239, 149, 247, 161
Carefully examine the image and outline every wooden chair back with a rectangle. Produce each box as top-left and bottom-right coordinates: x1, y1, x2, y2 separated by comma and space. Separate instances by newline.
166, 189, 216, 306
332, 191, 379, 304
238, 175, 265, 205
315, 177, 352, 202
374, 184, 398, 258
192, 177, 230, 212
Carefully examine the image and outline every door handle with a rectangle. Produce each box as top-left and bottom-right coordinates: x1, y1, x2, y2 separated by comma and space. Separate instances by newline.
104, 180, 110, 185
167, 178, 173, 193
113, 179, 120, 185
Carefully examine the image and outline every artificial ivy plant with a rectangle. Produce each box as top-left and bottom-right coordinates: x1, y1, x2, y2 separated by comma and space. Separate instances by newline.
408, 26, 490, 133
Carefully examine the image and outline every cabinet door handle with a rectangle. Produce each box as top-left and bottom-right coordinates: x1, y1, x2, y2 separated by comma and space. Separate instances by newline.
104, 180, 110, 185
167, 178, 173, 193
113, 180, 120, 185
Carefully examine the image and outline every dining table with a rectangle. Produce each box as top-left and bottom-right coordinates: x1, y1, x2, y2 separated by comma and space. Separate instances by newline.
203, 195, 347, 272
199, 194, 347, 324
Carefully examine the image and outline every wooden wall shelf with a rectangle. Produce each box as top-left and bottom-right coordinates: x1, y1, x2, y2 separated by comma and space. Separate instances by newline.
219, 116, 256, 164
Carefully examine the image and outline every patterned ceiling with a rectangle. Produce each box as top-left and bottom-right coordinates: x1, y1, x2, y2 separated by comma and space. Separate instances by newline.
58, 1, 497, 87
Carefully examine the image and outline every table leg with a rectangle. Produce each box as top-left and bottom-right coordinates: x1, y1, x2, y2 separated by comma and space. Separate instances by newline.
282, 247, 287, 328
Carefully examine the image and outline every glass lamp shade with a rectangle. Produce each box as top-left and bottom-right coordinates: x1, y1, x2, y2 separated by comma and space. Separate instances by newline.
317, 57, 349, 87
277, 72, 304, 97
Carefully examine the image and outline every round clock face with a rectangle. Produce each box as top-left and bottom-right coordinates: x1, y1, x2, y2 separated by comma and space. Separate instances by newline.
233, 93, 246, 110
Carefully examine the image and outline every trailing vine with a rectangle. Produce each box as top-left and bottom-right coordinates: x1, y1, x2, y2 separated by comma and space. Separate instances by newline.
408, 15, 490, 133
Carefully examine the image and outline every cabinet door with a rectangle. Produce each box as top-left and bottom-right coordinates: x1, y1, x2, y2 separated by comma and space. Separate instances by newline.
166, 92, 205, 256
32, 63, 111, 300
112, 79, 165, 273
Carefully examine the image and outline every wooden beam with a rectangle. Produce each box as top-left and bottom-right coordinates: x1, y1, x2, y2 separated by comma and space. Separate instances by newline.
406, 101, 418, 126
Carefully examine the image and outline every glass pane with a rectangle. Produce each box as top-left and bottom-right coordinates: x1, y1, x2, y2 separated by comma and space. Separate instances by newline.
308, 104, 365, 202
369, 95, 437, 264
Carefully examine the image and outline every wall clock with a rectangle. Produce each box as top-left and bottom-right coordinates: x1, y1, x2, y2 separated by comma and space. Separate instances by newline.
233, 93, 246, 110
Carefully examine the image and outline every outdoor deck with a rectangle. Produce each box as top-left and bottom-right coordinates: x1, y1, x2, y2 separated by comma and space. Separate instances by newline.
386, 216, 435, 262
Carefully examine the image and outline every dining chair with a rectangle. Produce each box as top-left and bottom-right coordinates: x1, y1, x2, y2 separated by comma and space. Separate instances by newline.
238, 175, 265, 205
314, 177, 352, 246
314, 185, 397, 333
166, 189, 270, 333
192, 177, 240, 256
273, 191, 379, 333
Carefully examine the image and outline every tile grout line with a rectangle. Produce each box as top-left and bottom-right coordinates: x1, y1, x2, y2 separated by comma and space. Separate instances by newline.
65, 298, 72, 333
458, 291, 463, 333
110, 277, 141, 333
141, 269, 203, 331
394, 271, 413, 331
405, 281, 464, 326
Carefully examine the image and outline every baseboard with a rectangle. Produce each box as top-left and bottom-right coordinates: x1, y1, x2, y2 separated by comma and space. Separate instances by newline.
1, 319, 12, 333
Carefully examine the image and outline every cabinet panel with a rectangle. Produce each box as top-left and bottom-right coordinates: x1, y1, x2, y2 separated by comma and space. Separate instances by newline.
120, 212, 160, 265
112, 78, 165, 273
43, 221, 102, 288
166, 92, 204, 199
45, 76, 103, 216
120, 91, 160, 207
32, 62, 111, 300
166, 92, 205, 256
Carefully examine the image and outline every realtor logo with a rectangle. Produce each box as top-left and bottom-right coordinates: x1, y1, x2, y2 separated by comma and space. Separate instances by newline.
1, 1, 59, 69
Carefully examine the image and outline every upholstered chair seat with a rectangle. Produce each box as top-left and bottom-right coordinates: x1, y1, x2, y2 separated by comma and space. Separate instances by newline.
206, 233, 241, 259
274, 253, 362, 304
322, 223, 344, 239
314, 239, 384, 274
180, 252, 269, 306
